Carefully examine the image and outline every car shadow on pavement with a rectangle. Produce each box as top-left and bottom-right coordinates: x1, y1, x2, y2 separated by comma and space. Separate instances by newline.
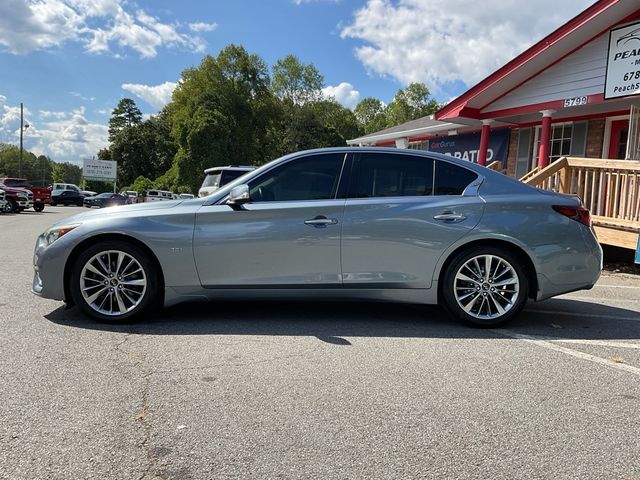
44, 298, 640, 343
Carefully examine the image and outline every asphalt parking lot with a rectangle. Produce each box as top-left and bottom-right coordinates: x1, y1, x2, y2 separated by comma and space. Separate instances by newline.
2, 206, 640, 479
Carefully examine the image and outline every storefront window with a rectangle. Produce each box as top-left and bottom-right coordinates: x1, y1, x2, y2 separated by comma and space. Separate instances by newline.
532, 121, 587, 169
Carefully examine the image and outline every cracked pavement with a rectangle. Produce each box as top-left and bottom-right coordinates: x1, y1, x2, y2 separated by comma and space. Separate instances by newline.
2, 207, 640, 479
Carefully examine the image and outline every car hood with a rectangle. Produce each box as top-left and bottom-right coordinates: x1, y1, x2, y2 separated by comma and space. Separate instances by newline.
54, 199, 185, 226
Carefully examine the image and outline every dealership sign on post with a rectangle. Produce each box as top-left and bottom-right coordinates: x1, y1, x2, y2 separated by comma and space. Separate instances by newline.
605, 21, 640, 100
83, 158, 117, 182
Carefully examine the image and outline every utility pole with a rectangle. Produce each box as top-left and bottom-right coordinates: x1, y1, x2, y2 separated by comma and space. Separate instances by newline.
19, 103, 23, 177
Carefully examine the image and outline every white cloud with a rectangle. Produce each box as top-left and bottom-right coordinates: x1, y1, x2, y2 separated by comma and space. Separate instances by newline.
0, 0, 211, 58
293, 0, 340, 4
0, 96, 107, 164
121, 81, 178, 110
189, 22, 218, 33
322, 82, 360, 109
341, 0, 594, 96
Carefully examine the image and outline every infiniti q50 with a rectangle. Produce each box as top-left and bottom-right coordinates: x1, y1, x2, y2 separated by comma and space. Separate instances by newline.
32, 148, 602, 327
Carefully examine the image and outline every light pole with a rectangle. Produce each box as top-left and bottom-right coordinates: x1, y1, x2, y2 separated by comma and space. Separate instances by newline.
19, 103, 30, 177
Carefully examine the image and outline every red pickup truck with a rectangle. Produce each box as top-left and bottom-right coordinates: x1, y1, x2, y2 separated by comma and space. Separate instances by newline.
0, 177, 52, 212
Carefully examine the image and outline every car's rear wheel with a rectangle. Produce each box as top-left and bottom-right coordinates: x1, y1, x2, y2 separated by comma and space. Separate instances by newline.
441, 247, 528, 327
70, 241, 160, 322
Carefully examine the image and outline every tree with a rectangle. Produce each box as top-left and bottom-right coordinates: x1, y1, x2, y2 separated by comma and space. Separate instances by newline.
0, 143, 54, 187
97, 148, 111, 160
354, 97, 388, 134
272, 54, 324, 105
110, 111, 177, 187
168, 45, 279, 192
108, 98, 143, 142
52, 162, 82, 185
385, 83, 440, 127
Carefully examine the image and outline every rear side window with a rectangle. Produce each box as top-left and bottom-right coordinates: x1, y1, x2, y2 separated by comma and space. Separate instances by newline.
434, 161, 478, 196
350, 153, 434, 198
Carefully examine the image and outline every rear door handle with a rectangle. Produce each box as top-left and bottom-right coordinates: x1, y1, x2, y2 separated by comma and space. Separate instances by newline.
433, 213, 467, 222
304, 215, 338, 227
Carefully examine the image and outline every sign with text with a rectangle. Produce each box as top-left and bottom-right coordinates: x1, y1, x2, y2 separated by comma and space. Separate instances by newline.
428, 129, 510, 166
83, 158, 117, 181
605, 21, 640, 100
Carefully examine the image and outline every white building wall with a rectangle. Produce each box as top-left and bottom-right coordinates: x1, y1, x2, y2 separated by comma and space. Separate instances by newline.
482, 33, 608, 113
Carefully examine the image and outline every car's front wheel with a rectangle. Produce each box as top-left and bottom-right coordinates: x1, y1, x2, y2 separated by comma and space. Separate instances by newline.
441, 247, 528, 327
70, 241, 160, 322
3, 200, 15, 213
34, 203, 44, 212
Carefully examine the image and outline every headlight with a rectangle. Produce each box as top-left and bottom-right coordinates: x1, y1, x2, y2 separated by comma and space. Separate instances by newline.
17, 192, 28, 198
43, 224, 80, 246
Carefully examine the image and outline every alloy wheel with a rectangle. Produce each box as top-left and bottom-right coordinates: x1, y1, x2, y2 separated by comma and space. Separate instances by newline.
453, 254, 520, 321
79, 250, 147, 316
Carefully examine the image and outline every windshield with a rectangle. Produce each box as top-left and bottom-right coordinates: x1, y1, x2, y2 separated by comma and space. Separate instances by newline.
4, 179, 29, 187
201, 173, 221, 189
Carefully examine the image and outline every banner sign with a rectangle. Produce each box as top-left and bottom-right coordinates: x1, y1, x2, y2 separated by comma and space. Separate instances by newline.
605, 21, 640, 100
635, 232, 640, 265
428, 128, 510, 166
83, 158, 117, 181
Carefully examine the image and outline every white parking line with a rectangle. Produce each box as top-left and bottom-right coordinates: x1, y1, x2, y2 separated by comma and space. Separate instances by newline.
539, 339, 640, 349
558, 295, 640, 304
593, 284, 640, 289
524, 308, 640, 322
494, 330, 640, 377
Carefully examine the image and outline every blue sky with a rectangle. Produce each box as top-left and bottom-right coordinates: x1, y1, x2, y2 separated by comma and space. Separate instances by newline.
0, 0, 593, 164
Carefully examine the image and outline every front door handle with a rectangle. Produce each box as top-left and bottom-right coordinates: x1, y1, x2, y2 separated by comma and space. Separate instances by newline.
433, 213, 467, 222
304, 215, 338, 227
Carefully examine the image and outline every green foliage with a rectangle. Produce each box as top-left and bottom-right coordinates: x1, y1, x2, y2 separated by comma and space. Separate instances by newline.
108, 98, 143, 142
110, 111, 177, 187
385, 83, 440, 126
52, 162, 82, 185
354, 97, 388, 135
97, 45, 441, 195
0, 143, 54, 187
124, 175, 155, 194
169, 45, 279, 192
272, 54, 324, 105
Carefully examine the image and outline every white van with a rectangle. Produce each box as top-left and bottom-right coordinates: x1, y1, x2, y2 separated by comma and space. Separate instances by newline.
145, 190, 175, 202
198, 166, 255, 198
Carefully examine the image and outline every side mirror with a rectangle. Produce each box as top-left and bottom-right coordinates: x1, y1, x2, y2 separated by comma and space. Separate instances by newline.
227, 184, 251, 207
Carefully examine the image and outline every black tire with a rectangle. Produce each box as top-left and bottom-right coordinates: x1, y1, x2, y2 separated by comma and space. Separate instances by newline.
34, 203, 45, 212
440, 246, 529, 327
51, 202, 57, 206
70, 240, 161, 323
3, 199, 15, 213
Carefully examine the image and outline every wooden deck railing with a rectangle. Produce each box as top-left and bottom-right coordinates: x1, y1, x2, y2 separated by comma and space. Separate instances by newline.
486, 160, 506, 174
521, 157, 640, 249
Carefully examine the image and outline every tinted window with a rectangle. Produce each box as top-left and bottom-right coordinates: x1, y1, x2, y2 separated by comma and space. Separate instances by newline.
434, 161, 478, 196
249, 153, 344, 202
350, 153, 434, 198
221, 170, 250, 185
5, 179, 29, 187
97, 193, 111, 198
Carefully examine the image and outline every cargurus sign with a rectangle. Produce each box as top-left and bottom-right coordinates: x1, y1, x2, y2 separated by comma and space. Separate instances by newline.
428, 129, 510, 166
605, 21, 640, 100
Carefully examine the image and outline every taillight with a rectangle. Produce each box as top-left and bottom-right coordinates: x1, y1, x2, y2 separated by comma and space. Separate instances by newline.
552, 205, 591, 227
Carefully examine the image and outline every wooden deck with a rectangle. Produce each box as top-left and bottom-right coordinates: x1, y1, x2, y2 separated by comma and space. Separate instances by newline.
520, 157, 640, 250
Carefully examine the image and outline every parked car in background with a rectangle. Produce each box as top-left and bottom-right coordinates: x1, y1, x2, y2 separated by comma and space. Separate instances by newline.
199, 166, 255, 197
51, 190, 84, 206
0, 182, 33, 213
84, 193, 129, 208
178, 193, 195, 199
145, 190, 176, 202
121, 190, 139, 203
33, 147, 602, 326
0, 177, 51, 212
0, 188, 6, 213
51, 183, 96, 198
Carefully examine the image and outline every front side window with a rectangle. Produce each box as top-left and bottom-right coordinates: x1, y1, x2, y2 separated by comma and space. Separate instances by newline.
248, 153, 344, 202
350, 153, 434, 198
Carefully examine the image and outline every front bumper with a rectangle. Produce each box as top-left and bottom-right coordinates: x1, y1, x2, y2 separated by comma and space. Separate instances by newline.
17, 199, 33, 208
32, 235, 68, 301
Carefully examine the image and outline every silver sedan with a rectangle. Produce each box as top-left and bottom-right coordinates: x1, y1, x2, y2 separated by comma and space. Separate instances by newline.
32, 148, 602, 327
